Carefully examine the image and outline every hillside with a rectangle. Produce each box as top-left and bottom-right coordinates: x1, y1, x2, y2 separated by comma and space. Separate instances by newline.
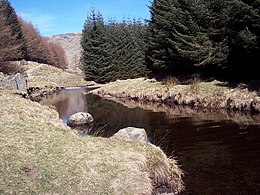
22, 61, 93, 88
46, 33, 82, 69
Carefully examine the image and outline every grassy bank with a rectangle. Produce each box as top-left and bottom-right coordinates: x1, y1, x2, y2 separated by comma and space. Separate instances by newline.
90, 78, 260, 113
0, 91, 184, 194
22, 61, 95, 88
18, 61, 95, 101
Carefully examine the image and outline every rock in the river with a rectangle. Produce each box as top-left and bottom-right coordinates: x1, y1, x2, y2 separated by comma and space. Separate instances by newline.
67, 112, 94, 127
4, 73, 27, 92
112, 127, 148, 142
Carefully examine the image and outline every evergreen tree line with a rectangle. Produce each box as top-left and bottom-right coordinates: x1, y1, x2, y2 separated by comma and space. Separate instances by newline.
0, 0, 67, 74
146, 0, 260, 81
81, 1, 260, 83
81, 10, 147, 83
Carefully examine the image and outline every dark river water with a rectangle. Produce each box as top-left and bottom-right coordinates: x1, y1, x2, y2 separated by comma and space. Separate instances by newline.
40, 88, 260, 195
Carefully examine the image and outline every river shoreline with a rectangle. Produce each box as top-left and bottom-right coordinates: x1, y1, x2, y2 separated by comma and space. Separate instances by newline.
37, 85, 260, 194
0, 89, 185, 195
27, 84, 103, 101
0, 63, 185, 194
89, 78, 260, 113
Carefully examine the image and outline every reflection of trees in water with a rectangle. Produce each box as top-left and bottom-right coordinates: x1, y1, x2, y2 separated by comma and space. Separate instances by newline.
40, 90, 87, 119
40, 90, 260, 194
111, 98, 260, 127
85, 94, 151, 137
86, 95, 260, 194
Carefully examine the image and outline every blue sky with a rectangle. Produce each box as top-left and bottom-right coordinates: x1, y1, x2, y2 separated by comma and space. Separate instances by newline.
9, 0, 151, 36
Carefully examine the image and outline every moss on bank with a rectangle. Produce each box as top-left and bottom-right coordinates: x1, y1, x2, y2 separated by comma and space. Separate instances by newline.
90, 78, 260, 113
0, 91, 184, 194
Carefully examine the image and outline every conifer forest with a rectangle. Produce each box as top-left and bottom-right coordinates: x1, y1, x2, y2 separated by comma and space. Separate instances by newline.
81, 0, 260, 83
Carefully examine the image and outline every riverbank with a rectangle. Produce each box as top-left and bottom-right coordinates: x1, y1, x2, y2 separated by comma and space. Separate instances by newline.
89, 78, 260, 113
102, 96, 260, 128
0, 91, 184, 194
22, 61, 95, 101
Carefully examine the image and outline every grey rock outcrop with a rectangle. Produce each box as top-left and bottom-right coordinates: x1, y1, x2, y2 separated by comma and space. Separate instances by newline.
20, 59, 28, 66
113, 127, 148, 142
67, 112, 94, 127
4, 73, 27, 92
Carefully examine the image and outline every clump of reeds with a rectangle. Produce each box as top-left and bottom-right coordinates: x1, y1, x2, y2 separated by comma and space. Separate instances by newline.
162, 76, 179, 89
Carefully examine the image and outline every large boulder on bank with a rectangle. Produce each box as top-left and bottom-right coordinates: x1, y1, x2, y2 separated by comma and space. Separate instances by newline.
113, 127, 148, 142
67, 112, 94, 127
4, 73, 27, 92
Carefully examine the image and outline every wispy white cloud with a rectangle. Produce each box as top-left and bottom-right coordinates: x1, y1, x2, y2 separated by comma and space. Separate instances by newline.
18, 10, 55, 35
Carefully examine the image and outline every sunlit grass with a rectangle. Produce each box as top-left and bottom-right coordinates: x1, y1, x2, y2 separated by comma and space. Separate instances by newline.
0, 91, 184, 194
162, 76, 179, 89
22, 61, 95, 88
91, 78, 259, 112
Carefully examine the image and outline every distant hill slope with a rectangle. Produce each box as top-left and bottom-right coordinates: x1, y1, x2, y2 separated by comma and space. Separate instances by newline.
46, 33, 82, 69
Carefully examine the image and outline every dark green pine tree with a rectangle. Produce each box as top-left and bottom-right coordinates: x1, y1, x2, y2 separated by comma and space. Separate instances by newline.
170, 0, 229, 67
224, 0, 260, 80
146, 0, 230, 74
146, 0, 177, 72
146, 0, 260, 80
0, 0, 26, 60
104, 18, 122, 81
82, 10, 148, 83
108, 20, 139, 80
119, 20, 139, 79
129, 18, 148, 77
95, 18, 148, 82
81, 10, 112, 83
109, 19, 147, 80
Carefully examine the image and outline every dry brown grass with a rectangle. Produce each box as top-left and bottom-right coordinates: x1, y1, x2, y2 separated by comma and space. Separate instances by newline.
94, 78, 166, 102
162, 76, 179, 89
91, 78, 260, 112
0, 91, 184, 194
21, 61, 95, 88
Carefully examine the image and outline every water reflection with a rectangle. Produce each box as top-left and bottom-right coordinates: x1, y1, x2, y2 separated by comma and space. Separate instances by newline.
84, 94, 152, 137
40, 88, 260, 195
40, 88, 88, 123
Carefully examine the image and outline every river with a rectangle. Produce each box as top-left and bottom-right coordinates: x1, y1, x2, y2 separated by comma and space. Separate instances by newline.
40, 88, 260, 195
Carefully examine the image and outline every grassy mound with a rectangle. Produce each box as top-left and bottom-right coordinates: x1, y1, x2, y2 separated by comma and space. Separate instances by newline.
0, 91, 184, 194
22, 61, 95, 88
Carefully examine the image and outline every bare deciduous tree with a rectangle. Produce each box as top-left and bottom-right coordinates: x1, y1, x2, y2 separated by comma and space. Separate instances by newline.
19, 17, 68, 69
0, 14, 19, 73
47, 41, 68, 69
